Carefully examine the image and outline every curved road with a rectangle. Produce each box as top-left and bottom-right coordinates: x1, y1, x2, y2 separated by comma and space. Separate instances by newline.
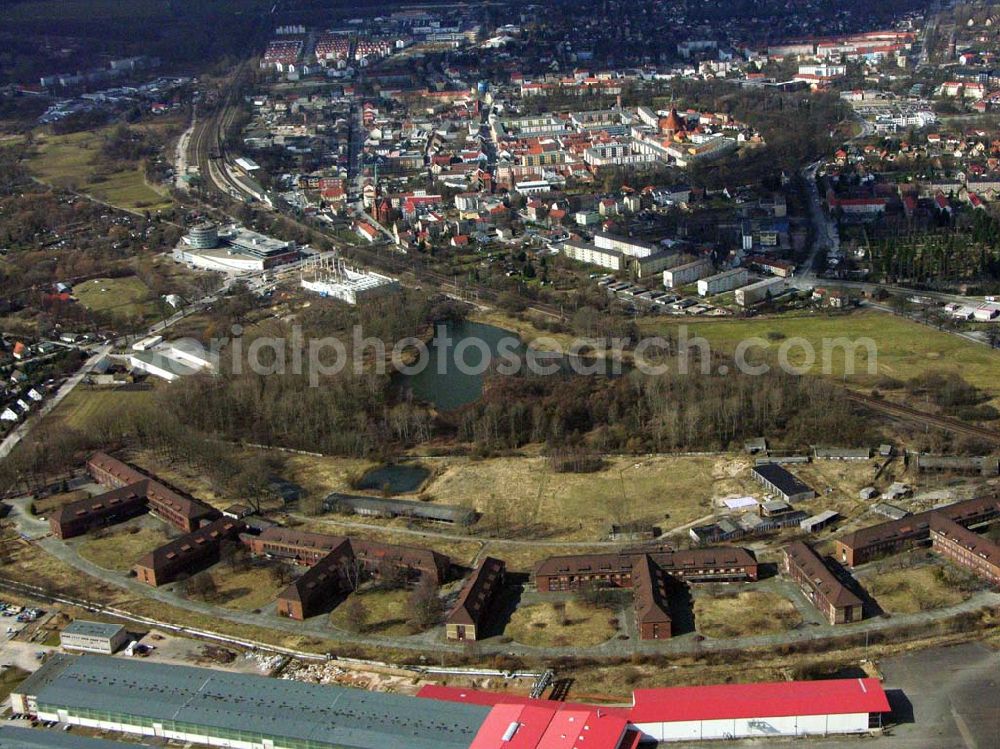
5, 497, 998, 659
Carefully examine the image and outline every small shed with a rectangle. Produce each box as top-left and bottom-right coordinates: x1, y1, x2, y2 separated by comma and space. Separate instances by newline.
800, 510, 840, 533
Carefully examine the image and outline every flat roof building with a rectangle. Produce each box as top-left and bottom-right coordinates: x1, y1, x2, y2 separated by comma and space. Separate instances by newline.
560, 239, 624, 271
11, 655, 489, 749
59, 620, 129, 655
175, 224, 299, 274
751, 463, 816, 502
0, 727, 139, 749
629, 678, 889, 743
324, 493, 476, 525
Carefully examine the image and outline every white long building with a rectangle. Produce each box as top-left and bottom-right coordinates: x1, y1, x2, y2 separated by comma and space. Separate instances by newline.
561, 239, 624, 270
664, 258, 713, 288
630, 678, 889, 742
593, 231, 658, 259
698, 267, 748, 296
736, 276, 785, 306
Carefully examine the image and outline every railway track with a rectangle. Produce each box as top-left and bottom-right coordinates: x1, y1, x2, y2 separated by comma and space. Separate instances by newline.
844, 392, 1000, 444
183, 55, 575, 321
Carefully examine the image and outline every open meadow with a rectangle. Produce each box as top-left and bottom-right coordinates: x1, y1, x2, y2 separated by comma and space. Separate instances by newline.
693, 590, 802, 639
638, 310, 1000, 404
504, 599, 619, 647
74, 276, 158, 319
27, 129, 172, 213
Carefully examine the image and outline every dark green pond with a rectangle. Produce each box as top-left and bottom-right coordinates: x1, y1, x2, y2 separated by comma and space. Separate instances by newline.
356, 463, 430, 494
397, 320, 628, 411
398, 320, 521, 411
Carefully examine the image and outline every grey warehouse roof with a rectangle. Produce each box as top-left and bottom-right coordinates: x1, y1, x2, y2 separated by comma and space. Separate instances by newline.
61, 620, 125, 639
324, 493, 476, 524
22, 655, 488, 749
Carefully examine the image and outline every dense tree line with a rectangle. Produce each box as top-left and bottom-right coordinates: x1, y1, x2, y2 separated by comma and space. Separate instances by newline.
868, 211, 1000, 286
451, 367, 878, 454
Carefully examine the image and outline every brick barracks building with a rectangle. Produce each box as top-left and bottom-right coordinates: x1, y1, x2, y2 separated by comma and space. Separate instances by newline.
134, 518, 243, 586
782, 541, 863, 625
632, 554, 674, 640
246, 527, 452, 620
51, 453, 219, 539
445, 557, 506, 641
930, 515, 1000, 586
834, 494, 1000, 567
533, 547, 757, 640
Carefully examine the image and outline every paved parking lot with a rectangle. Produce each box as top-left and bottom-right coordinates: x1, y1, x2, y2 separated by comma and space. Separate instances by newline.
659, 642, 999, 749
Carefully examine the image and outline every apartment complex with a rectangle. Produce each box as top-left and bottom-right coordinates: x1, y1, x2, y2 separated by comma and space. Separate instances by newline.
53, 452, 220, 538
534, 547, 756, 640
534, 548, 758, 592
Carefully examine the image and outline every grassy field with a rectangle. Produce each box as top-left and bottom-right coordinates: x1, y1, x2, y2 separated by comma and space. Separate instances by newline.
423, 454, 736, 542
329, 588, 415, 636
76, 525, 177, 571
639, 310, 1000, 403
693, 590, 802, 639
505, 599, 618, 647
865, 565, 970, 614
0, 665, 29, 703
45, 387, 157, 433
33, 489, 89, 516
74, 276, 157, 318
210, 566, 286, 612
28, 129, 172, 213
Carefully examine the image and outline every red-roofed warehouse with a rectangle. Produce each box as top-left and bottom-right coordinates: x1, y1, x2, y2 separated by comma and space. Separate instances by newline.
630, 678, 889, 741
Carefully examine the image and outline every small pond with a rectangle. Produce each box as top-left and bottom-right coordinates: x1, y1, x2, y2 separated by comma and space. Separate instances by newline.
356, 463, 430, 494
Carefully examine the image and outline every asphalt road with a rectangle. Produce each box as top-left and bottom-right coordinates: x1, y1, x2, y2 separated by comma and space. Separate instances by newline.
810, 642, 999, 749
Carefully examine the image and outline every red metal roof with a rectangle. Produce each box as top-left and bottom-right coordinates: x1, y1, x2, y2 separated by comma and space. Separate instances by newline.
467, 703, 630, 749
630, 678, 889, 723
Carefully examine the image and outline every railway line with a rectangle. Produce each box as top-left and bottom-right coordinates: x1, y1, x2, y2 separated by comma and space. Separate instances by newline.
845, 391, 1000, 445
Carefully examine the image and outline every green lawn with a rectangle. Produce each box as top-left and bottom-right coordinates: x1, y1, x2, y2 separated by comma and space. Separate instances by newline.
74, 276, 156, 318
639, 310, 1000, 401
0, 665, 29, 703
28, 130, 172, 213
329, 588, 415, 636
45, 387, 157, 432
77, 526, 176, 571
